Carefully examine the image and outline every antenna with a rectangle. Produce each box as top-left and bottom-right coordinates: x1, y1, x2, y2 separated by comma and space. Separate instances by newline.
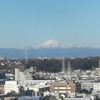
99, 60, 100, 68
68, 60, 71, 80
62, 57, 66, 73
92, 66, 94, 71
25, 47, 28, 64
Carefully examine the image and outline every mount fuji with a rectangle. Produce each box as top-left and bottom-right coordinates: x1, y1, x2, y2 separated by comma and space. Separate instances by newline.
0, 40, 100, 59
33, 40, 87, 48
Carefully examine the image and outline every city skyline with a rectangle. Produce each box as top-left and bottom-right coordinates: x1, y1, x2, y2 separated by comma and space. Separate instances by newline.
0, 0, 100, 48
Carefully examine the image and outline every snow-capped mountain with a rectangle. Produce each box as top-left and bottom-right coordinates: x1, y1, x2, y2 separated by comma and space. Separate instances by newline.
39, 40, 60, 48
36, 40, 88, 48
0, 40, 100, 59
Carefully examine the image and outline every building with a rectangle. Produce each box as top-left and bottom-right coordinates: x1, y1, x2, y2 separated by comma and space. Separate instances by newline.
0, 84, 4, 94
64, 97, 91, 100
81, 82, 93, 91
93, 82, 100, 93
15, 68, 33, 80
18, 80, 52, 96
4, 81, 19, 94
4, 80, 53, 95
50, 81, 78, 97
18, 80, 53, 86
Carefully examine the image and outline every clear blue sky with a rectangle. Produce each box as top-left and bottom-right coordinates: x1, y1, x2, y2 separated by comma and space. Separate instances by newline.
0, 0, 100, 48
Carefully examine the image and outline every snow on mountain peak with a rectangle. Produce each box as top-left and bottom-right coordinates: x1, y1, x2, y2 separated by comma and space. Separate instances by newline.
40, 40, 60, 48
32, 40, 88, 48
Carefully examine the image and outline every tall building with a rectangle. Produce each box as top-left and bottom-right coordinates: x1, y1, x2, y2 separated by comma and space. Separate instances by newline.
15, 68, 32, 80
15, 68, 20, 80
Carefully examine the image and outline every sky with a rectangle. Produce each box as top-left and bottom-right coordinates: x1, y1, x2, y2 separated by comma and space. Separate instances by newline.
0, 0, 100, 48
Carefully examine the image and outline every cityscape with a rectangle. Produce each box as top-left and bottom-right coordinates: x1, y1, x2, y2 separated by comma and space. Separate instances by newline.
0, 57, 99, 100
0, 0, 100, 100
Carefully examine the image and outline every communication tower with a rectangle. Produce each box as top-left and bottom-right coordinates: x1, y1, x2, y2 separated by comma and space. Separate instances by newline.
62, 57, 66, 73
25, 48, 28, 64
67, 60, 71, 80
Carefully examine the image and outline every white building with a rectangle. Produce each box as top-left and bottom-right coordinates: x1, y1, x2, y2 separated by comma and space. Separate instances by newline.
81, 75, 89, 80
4, 81, 19, 94
64, 98, 91, 100
15, 68, 33, 80
18, 80, 52, 96
18, 80, 53, 86
93, 83, 100, 93
4, 80, 53, 95
81, 82, 93, 91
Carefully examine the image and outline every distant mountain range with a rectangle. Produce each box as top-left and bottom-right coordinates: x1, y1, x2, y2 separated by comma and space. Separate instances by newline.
0, 40, 100, 59
0, 47, 100, 59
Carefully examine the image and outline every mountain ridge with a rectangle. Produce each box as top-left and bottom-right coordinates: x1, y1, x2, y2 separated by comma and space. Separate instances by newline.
0, 47, 100, 59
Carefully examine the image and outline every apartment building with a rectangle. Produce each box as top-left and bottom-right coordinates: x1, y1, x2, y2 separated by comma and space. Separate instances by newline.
50, 81, 78, 97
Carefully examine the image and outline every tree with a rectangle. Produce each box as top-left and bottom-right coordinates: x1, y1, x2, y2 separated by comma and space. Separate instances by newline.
5, 91, 18, 97
80, 89, 90, 94
43, 95, 50, 100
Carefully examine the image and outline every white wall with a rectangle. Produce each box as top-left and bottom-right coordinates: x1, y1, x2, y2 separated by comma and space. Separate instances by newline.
4, 81, 19, 94
93, 83, 100, 93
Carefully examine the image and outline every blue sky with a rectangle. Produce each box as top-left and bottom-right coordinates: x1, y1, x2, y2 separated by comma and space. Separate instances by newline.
0, 0, 100, 48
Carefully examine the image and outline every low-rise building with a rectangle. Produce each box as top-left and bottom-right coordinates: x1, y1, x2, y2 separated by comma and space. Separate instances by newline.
64, 97, 91, 100
93, 82, 100, 93
81, 82, 93, 91
50, 81, 78, 97
4, 81, 19, 94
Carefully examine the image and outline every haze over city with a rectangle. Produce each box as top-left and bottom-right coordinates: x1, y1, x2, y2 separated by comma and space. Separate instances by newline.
0, 0, 100, 48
